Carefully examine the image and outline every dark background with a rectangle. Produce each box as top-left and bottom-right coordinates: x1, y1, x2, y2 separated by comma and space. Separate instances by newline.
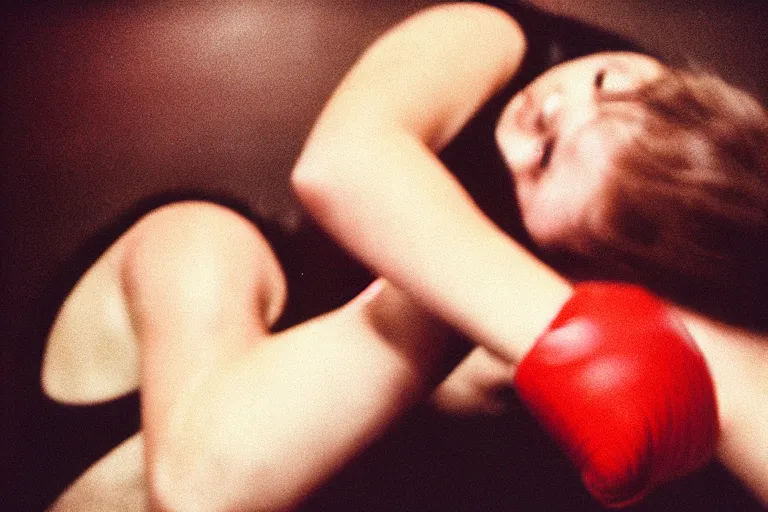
2, 1, 766, 510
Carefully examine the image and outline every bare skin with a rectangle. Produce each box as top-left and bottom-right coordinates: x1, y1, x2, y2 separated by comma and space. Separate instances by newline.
292, 2, 768, 504
45, 201, 452, 511
43, 213, 768, 510
42, 3, 768, 509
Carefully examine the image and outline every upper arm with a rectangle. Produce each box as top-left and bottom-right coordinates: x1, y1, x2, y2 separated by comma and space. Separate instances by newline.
294, 3, 526, 162
120, 203, 453, 510
289, 4, 570, 361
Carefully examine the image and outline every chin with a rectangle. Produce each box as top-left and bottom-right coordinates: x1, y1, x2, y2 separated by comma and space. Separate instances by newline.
521, 212, 557, 247
527, 223, 585, 256
523, 224, 558, 251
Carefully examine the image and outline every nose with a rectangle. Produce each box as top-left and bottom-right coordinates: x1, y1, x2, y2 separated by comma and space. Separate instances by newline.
499, 91, 561, 177
545, 86, 598, 141
540, 92, 562, 129
497, 129, 545, 178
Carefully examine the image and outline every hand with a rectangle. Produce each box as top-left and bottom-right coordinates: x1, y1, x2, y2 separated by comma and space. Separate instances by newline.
514, 282, 719, 508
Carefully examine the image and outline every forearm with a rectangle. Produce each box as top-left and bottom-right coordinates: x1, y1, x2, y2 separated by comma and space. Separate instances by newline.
293, 4, 571, 363
681, 314, 768, 505
298, 136, 568, 361
718, 404, 768, 507
145, 282, 450, 511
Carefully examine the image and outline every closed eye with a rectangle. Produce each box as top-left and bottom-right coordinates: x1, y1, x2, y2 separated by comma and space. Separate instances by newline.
540, 138, 555, 169
594, 69, 607, 91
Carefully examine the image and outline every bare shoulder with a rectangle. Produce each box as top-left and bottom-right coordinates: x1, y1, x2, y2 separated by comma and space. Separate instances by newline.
372, 2, 525, 58
121, 201, 279, 283
120, 201, 287, 326
124, 201, 262, 254
402, 2, 523, 34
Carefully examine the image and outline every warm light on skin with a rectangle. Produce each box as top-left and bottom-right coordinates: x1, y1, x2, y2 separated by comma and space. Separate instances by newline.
495, 52, 664, 249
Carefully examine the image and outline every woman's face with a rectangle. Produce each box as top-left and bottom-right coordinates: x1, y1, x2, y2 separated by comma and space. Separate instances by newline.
495, 52, 664, 249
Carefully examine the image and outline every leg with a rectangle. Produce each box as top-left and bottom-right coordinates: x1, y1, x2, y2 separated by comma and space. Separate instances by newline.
122, 201, 450, 511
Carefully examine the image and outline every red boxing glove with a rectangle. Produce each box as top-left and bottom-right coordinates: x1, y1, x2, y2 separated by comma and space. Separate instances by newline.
514, 282, 719, 508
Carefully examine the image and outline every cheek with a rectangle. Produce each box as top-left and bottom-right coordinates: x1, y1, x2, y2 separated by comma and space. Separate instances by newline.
519, 165, 607, 247
515, 123, 617, 246
514, 179, 566, 248
516, 180, 571, 246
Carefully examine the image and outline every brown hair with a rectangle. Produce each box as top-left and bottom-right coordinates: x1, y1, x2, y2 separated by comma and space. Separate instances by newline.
562, 69, 768, 328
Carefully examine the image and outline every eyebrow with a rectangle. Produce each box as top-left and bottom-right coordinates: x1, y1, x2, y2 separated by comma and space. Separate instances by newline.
594, 60, 655, 103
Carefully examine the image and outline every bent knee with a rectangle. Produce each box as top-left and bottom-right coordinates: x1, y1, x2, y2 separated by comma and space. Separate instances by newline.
121, 201, 287, 329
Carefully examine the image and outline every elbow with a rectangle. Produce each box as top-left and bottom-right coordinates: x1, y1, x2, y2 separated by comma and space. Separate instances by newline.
291, 146, 354, 226
292, 126, 397, 227
290, 157, 332, 219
